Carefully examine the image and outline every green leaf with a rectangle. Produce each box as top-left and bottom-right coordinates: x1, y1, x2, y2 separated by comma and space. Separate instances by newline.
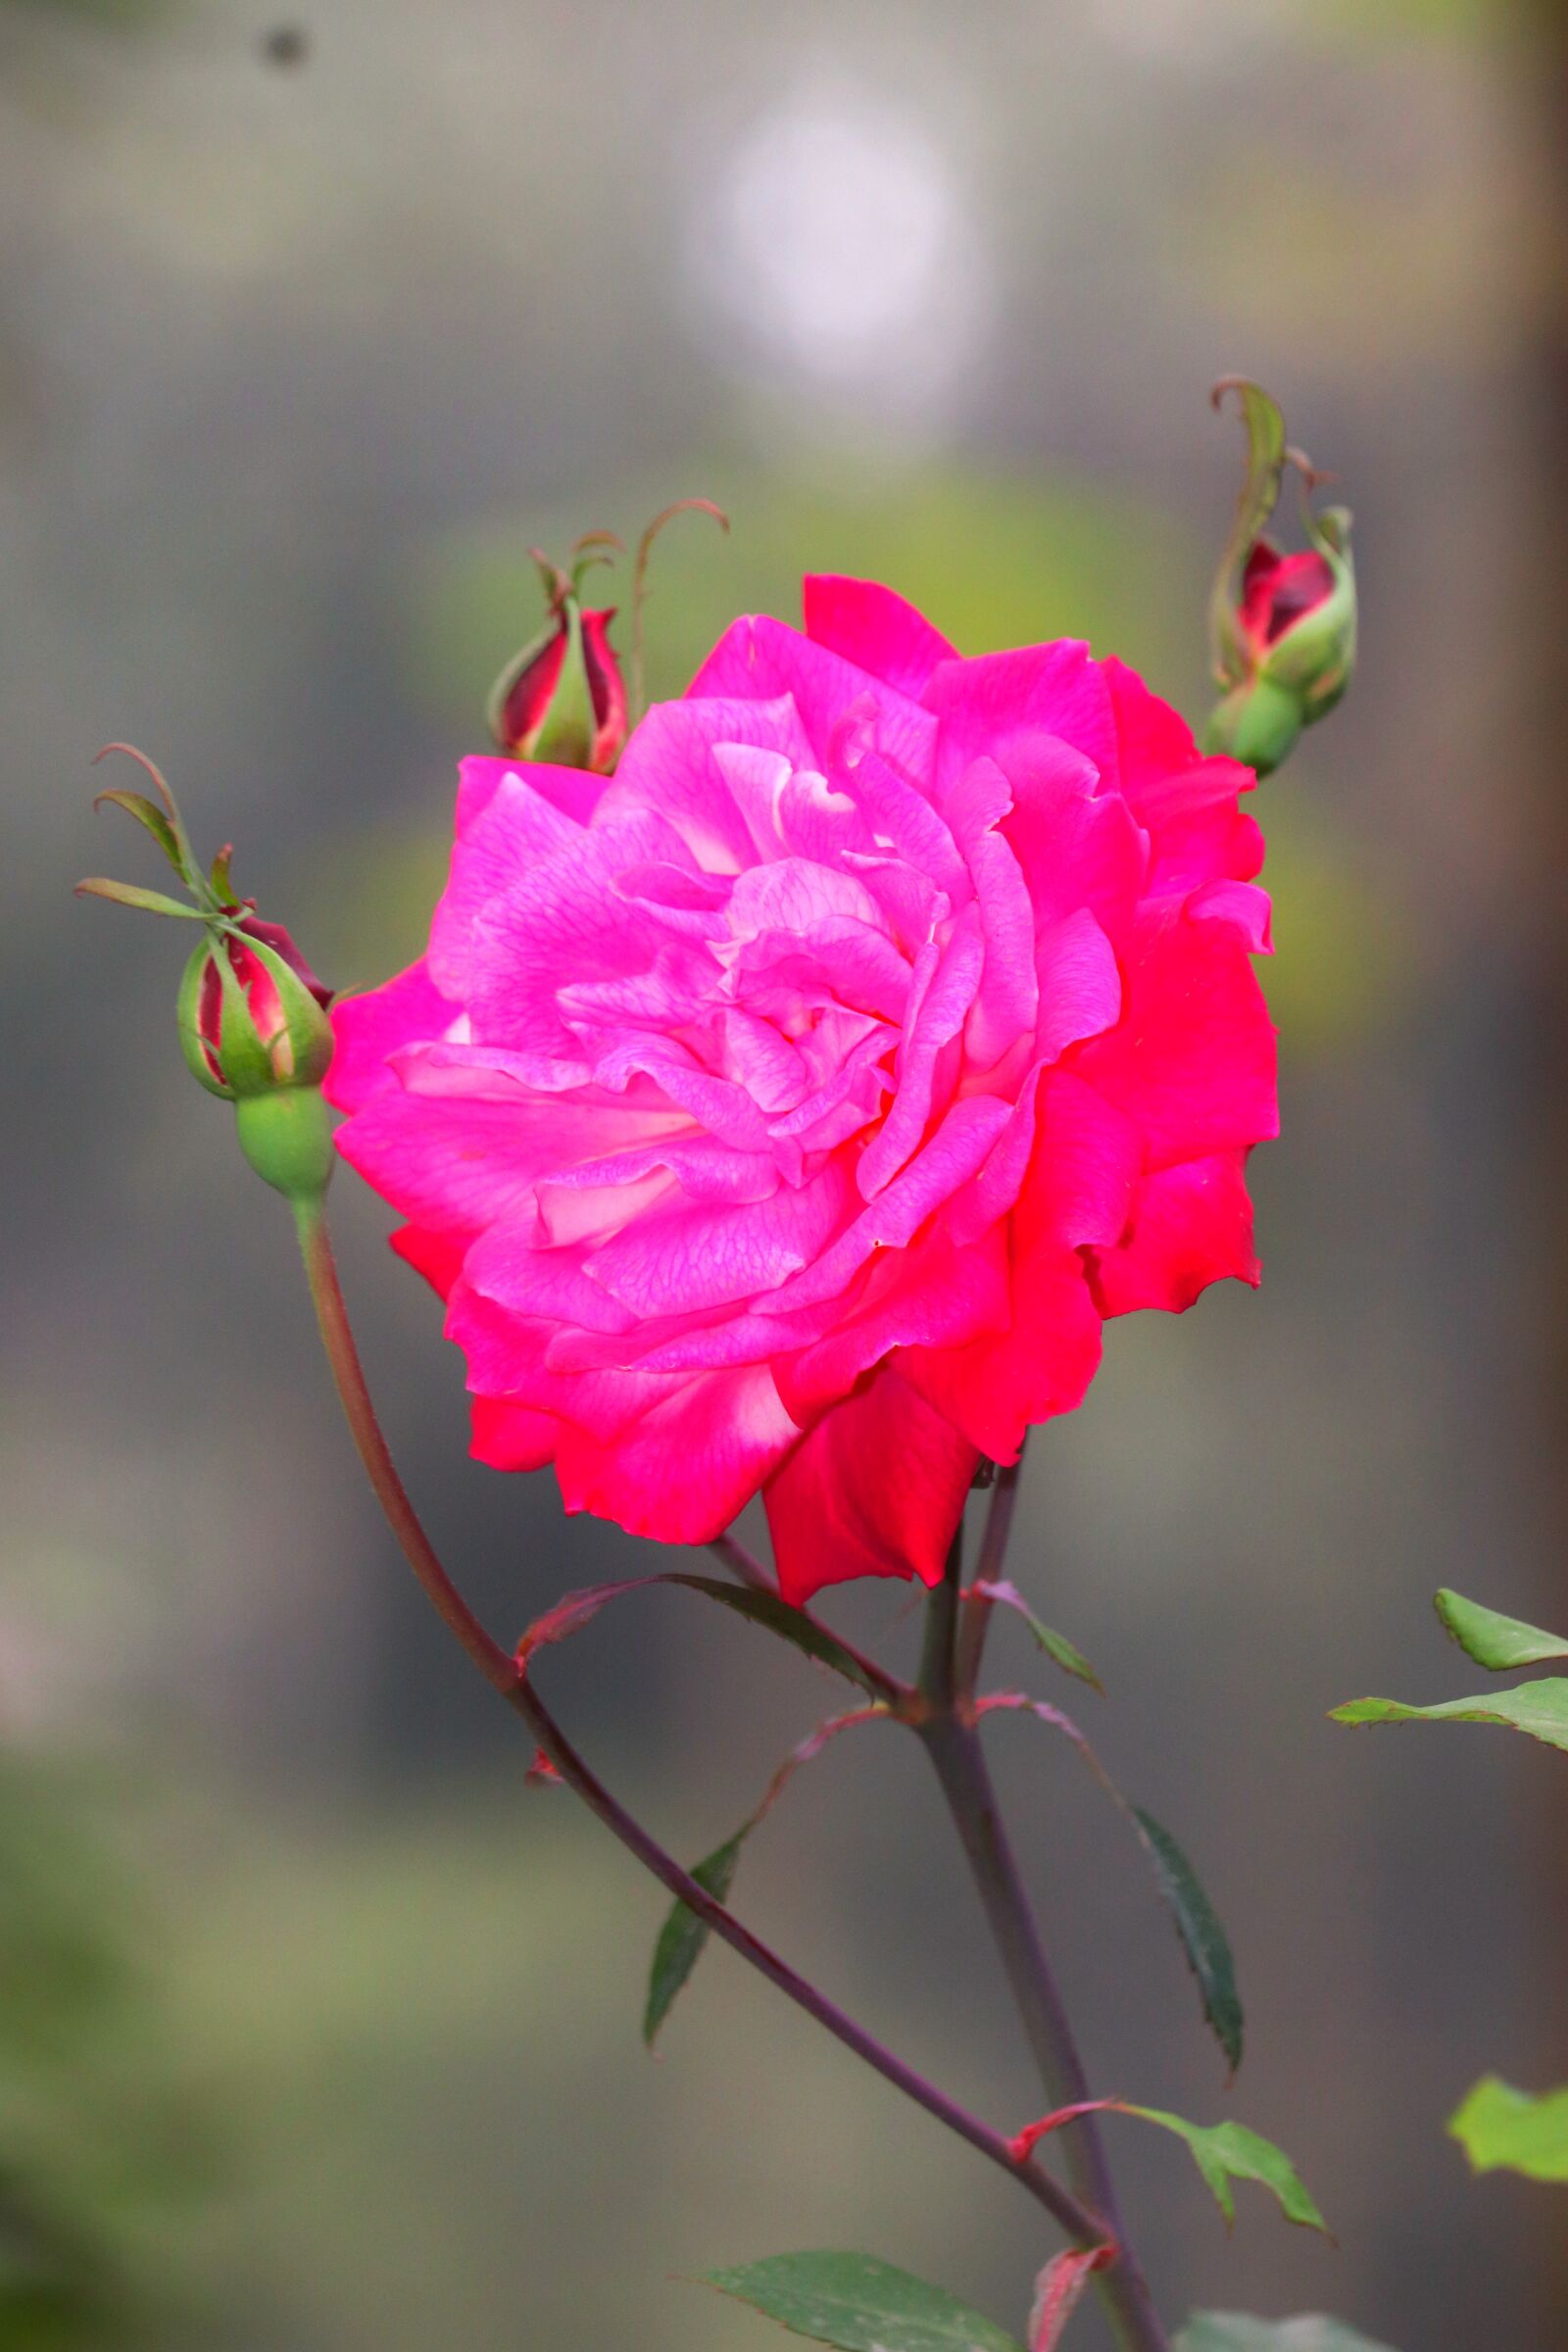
1434, 1589, 1568, 1672
1177, 2318, 1397, 2351
981, 1698, 1243, 2075
642, 1706, 886, 2046
73, 877, 208, 919
1130, 1810, 1244, 2076
643, 1832, 744, 2047
670, 1576, 890, 1700
1447, 2075, 1568, 2182
517, 1572, 887, 1700
698, 2253, 1024, 2352
1124, 2109, 1328, 2234
1330, 1681, 1568, 1754
975, 1579, 1102, 1692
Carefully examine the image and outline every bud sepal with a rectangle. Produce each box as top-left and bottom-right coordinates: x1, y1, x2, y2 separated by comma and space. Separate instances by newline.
487, 545, 628, 773
1204, 378, 1356, 778
175, 919, 333, 1102
233, 1085, 337, 1202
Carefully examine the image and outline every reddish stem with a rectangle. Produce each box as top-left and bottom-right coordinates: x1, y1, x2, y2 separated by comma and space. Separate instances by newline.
919, 1515, 1169, 2352
292, 1200, 1102, 2250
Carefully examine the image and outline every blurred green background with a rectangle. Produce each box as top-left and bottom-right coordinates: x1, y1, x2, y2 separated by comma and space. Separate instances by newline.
5, 0, 1566, 2345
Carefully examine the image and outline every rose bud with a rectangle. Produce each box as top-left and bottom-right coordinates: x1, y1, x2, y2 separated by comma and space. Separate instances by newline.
75, 748, 338, 1204
177, 912, 333, 1099
486, 547, 627, 773
1204, 377, 1356, 778
176, 913, 337, 1200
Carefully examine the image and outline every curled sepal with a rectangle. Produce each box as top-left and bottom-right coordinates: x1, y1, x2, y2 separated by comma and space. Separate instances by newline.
1203, 380, 1356, 778
74, 877, 210, 920
567, 527, 625, 589
1208, 378, 1289, 693
91, 743, 205, 895
631, 496, 730, 718
1008, 2103, 1328, 2236
697, 2253, 1024, 2352
92, 790, 186, 880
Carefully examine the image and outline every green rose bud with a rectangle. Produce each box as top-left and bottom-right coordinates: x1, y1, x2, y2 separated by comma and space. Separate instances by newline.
175, 916, 333, 1102
1204, 378, 1356, 778
76, 747, 337, 1204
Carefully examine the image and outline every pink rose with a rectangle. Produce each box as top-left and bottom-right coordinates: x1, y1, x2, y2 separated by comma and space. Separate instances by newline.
327, 580, 1276, 1604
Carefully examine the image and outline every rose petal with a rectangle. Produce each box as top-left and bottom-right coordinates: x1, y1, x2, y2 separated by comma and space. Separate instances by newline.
1091, 1149, 1259, 1315
763, 1366, 980, 1601
557, 1364, 800, 1543
802, 573, 959, 698
924, 640, 1120, 794
692, 613, 940, 787
1073, 907, 1278, 1169
326, 960, 457, 1113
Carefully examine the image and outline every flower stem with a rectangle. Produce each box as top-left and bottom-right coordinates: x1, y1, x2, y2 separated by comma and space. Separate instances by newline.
708, 1530, 776, 1594
291, 1199, 1102, 2249
920, 1716, 1168, 2350
919, 1523, 964, 1707
955, 1449, 1025, 1697
917, 1482, 1169, 2352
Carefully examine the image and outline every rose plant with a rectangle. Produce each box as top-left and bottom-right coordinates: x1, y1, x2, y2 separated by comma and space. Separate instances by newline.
78, 385, 1391, 2352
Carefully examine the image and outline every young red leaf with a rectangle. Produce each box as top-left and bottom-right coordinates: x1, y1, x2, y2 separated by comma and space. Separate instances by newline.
1027, 2244, 1116, 2352
1009, 2102, 1121, 2165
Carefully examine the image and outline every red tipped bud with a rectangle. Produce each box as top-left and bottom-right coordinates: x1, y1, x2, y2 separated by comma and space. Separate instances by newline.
178, 912, 333, 1100
487, 550, 627, 773
174, 912, 336, 1200
77, 750, 338, 1203
1204, 380, 1356, 777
